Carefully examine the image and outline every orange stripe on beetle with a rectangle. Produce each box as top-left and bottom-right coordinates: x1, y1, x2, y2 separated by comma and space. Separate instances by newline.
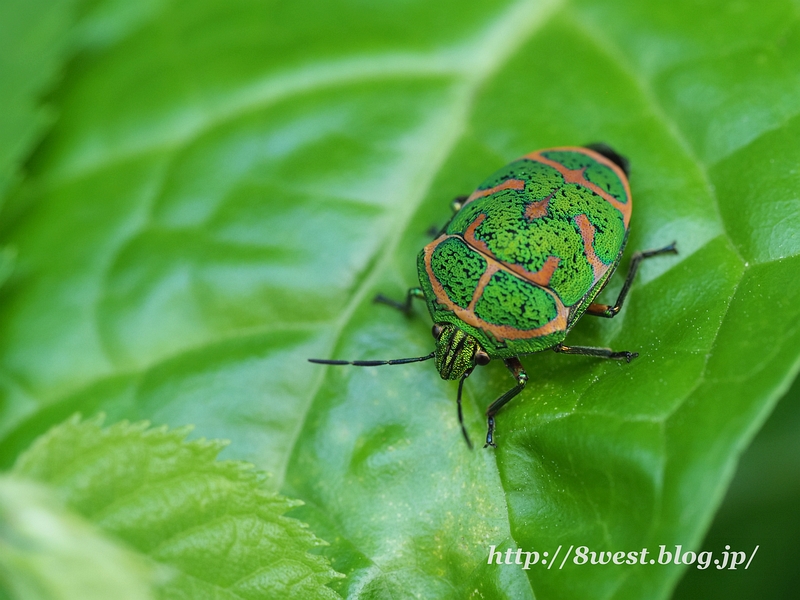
525, 193, 552, 220
523, 147, 632, 227
465, 178, 526, 204
462, 213, 561, 287
423, 235, 568, 341
573, 213, 606, 282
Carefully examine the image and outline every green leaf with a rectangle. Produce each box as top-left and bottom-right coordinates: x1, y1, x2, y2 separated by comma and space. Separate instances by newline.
672, 373, 800, 599
13, 416, 342, 600
0, 475, 155, 600
0, 1, 798, 599
0, 0, 77, 201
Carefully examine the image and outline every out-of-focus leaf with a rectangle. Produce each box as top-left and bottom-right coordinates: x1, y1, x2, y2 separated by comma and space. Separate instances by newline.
0, 0, 77, 201
13, 416, 342, 600
0, 1, 798, 599
0, 476, 155, 600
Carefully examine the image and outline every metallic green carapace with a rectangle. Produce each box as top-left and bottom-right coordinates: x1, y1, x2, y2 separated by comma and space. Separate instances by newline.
311, 144, 677, 448
418, 147, 632, 360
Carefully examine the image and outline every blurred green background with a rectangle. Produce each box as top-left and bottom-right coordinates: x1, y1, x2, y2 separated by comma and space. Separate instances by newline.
1, 0, 799, 599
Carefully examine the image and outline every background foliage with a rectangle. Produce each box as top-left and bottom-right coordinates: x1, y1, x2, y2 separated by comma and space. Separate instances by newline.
0, 0, 798, 599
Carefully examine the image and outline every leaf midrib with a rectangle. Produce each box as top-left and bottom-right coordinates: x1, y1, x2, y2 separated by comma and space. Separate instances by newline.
276, 1, 565, 597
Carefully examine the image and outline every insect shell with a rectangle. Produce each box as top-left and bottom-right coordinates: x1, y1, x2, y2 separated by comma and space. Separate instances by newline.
311, 144, 676, 448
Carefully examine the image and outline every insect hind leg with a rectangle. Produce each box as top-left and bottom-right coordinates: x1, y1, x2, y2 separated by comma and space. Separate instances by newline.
587, 242, 678, 319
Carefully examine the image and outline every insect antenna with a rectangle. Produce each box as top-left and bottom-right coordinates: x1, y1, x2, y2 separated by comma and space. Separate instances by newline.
457, 368, 474, 450
308, 352, 435, 367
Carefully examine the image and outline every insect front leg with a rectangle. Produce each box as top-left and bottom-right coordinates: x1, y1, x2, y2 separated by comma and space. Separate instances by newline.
484, 357, 528, 448
552, 343, 637, 362
374, 287, 425, 315
587, 242, 678, 318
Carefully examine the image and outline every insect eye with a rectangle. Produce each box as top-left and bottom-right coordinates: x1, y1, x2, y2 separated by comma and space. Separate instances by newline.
431, 324, 444, 339
474, 350, 490, 366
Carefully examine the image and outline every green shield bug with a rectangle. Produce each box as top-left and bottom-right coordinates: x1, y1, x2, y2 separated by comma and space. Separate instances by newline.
311, 144, 676, 448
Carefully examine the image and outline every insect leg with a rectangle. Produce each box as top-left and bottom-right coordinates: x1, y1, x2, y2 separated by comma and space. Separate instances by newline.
426, 195, 469, 238
484, 357, 528, 448
374, 287, 425, 315
587, 242, 678, 318
553, 343, 637, 362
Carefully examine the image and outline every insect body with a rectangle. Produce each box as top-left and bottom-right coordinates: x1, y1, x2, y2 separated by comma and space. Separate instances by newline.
311, 144, 676, 448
